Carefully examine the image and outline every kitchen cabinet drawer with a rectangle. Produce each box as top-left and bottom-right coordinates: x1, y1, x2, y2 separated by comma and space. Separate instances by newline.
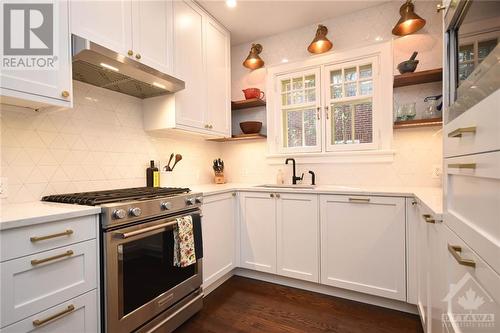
442, 225, 500, 333
1, 289, 98, 332
0, 240, 97, 327
320, 195, 406, 301
444, 151, 500, 275
444, 89, 500, 158
0, 215, 97, 262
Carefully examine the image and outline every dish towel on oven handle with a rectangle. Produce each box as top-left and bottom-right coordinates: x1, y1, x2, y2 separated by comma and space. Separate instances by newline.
173, 215, 196, 267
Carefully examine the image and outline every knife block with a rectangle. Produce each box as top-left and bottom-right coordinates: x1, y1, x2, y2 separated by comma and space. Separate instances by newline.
214, 171, 225, 184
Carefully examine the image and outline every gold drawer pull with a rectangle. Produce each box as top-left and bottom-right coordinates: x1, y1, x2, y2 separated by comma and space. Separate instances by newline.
448, 163, 476, 169
30, 229, 73, 242
31, 250, 74, 266
348, 197, 370, 203
448, 244, 476, 268
422, 214, 435, 224
33, 305, 75, 327
448, 126, 476, 138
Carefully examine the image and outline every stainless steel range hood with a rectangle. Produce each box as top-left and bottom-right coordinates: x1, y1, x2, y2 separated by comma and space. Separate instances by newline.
71, 35, 185, 99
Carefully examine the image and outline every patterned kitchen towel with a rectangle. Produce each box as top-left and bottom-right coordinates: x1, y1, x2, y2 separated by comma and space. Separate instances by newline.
173, 215, 196, 267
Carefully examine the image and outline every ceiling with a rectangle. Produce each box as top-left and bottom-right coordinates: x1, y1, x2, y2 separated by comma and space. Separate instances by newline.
198, 1, 388, 45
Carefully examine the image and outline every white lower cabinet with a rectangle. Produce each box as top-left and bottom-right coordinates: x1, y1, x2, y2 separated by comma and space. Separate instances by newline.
1, 290, 98, 333
0, 239, 97, 327
320, 195, 406, 301
202, 192, 237, 289
276, 193, 319, 282
239, 192, 277, 274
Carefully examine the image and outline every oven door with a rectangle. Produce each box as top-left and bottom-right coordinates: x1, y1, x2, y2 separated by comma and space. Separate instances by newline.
104, 210, 203, 333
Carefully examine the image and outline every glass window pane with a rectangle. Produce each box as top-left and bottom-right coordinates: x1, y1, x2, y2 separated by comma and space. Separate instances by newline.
304, 109, 317, 146
332, 99, 372, 145
292, 77, 303, 90
459, 63, 474, 81
281, 79, 291, 92
331, 85, 342, 99
344, 82, 357, 97
359, 80, 372, 95
304, 75, 316, 88
353, 100, 373, 144
305, 88, 315, 103
330, 70, 342, 84
285, 110, 303, 147
359, 64, 372, 79
458, 44, 474, 62
281, 93, 291, 106
344, 67, 357, 82
292, 91, 303, 104
478, 39, 497, 60
332, 103, 352, 144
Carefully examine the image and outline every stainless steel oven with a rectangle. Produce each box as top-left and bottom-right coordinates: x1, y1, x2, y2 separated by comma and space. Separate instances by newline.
103, 209, 203, 333
443, 0, 500, 123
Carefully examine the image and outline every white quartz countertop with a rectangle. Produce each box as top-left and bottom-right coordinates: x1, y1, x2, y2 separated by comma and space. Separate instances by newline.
0, 201, 101, 230
190, 183, 443, 218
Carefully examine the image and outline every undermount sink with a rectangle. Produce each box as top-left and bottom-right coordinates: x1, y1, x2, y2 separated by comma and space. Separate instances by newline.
256, 184, 316, 189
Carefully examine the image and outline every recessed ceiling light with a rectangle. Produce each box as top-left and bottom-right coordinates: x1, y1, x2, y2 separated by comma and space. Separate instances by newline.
226, 0, 237, 8
100, 63, 119, 72
281, 58, 289, 63
375, 36, 383, 42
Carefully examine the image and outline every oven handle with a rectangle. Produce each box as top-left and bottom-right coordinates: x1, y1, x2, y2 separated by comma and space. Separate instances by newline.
115, 220, 178, 239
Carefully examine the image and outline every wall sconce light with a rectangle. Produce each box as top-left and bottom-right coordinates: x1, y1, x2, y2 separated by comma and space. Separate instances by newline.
392, 0, 426, 36
243, 43, 264, 69
308, 25, 333, 54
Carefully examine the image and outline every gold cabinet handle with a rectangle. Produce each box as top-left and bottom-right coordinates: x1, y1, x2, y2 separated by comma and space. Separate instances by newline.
422, 214, 435, 224
348, 197, 370, 203
270, 193, 275, 198
232, 192, 236, 197
275, 193, 281, 199
30, 229, 73, 242
127, 50, 133, 56
61, 91, 70, 98
448, 163, 476, 170
135, 53, 141, 60
33, 305, 75, 327
448, 244, 476, 268
436, 3, 447, 12
31, 250, 74, 266
316, 107, 321, 120
448, 126, 476, 138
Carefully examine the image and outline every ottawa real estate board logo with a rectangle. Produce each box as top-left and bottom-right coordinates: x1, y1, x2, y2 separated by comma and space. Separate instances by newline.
1, 1, 58, 70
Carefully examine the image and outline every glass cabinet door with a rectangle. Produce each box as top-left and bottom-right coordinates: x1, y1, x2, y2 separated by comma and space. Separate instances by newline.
277, 69, 322, 152
324, 59, 377, 151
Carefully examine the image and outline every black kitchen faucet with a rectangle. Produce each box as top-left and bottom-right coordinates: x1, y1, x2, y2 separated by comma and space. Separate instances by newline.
285, 158, 303, 185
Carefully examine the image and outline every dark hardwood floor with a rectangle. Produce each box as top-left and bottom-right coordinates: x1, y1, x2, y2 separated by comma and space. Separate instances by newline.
175, 276, 423, 333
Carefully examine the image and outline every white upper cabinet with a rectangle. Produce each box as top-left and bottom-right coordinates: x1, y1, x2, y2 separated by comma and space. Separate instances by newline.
205, 17, 231, 135
131, 0, 173, 74
320, 195, 406, 301
0, 0, 72, 109
143, 0, 231, 137
70, 0, 172, 75
70, 0, 132, 57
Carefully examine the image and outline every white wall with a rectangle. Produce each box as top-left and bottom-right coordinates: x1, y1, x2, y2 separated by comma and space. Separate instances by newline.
0, 81, 222, 203
224, 0, 443, 187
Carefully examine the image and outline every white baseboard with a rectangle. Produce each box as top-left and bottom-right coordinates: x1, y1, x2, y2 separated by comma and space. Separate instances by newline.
202, 270, 234, 296
204, 268, 418, 315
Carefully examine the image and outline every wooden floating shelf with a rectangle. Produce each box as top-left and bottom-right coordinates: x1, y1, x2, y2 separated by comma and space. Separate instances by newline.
231, 98, 266, 110
393, 117, 443, 129
393, 68, 443, 88
206, 133, 267, 142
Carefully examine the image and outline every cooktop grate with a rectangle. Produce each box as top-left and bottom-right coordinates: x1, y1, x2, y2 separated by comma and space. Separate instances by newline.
42, 187, 190, 206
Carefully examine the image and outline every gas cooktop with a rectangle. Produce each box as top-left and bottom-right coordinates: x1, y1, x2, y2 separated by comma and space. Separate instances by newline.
41, 187, 190, 206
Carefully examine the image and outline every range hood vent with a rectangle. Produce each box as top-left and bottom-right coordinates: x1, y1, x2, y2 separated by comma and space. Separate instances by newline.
71, 35, 184, 99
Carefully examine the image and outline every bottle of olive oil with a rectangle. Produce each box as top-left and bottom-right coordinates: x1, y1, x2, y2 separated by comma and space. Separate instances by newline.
146, 160, 160, 187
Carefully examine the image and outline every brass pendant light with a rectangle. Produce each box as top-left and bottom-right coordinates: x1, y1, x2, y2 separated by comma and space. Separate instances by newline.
392, 0, 426, 36
243, 43, 264, 69
308, 25, 333, 54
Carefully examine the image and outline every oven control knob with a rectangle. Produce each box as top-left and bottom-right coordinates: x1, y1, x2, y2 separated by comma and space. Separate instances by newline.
195, 197, 203, 204
161, 202, 173, 210
129, 207, 142, 217
113, 209, 127, 219
186, 198, 195, 206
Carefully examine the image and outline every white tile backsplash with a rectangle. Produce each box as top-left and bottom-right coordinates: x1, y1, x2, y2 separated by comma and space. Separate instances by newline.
1, 81, 222, 203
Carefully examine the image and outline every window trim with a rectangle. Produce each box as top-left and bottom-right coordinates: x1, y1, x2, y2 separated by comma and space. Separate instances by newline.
266, 42, 394, 162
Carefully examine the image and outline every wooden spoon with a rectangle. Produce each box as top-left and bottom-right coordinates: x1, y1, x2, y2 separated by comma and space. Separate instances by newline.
171, 154, 182, 171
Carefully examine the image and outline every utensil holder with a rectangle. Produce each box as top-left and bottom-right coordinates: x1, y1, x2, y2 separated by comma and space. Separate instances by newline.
214, 171, 225, 184
160, 171, 174, 187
